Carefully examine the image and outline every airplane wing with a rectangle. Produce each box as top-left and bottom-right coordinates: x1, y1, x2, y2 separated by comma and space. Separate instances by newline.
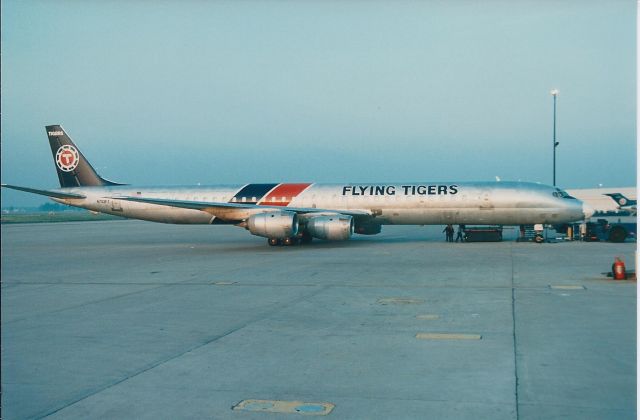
116, 195, 372, 222
1, 184, 86, 199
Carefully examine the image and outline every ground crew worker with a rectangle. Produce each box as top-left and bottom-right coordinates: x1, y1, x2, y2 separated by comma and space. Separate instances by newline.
443, 224, 454, 242
455, 224, 465, 242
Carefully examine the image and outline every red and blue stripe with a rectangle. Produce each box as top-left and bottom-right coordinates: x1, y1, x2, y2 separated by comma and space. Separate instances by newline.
230, 183, 312, 206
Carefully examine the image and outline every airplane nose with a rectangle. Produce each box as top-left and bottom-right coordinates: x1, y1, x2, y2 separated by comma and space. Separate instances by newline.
582, 203, 594, 220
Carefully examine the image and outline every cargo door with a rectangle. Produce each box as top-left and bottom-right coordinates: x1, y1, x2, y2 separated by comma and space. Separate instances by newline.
111, 200, 123, 212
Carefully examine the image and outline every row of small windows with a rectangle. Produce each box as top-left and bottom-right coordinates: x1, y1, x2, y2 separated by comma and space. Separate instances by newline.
158, 194, 463, 202
231, 197, 292, 203
162, 196, 293, 202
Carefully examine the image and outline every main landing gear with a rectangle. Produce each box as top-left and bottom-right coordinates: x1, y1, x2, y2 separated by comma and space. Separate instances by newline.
267, 232, 313, 246
267, 237, 298, 246
267, 238, 281, 246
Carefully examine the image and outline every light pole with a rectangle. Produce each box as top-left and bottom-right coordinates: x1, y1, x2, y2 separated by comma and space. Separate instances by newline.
550, 89, 559, 186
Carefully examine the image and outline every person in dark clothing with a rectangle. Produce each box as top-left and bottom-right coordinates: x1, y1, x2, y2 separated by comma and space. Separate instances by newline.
455, 224, 465, 242
443, 224, 454, 242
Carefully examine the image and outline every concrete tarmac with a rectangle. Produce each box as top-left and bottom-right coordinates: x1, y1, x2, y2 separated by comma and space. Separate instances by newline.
1, 221, 636, 419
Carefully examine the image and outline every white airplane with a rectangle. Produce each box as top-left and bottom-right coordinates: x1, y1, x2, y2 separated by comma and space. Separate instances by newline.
2, 125, 593, 246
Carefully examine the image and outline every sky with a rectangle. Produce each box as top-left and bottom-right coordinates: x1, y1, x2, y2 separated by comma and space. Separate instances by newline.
1, 0, 636, 207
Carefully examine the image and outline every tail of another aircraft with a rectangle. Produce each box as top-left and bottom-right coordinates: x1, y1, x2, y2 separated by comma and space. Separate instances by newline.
604, 193, 636, 207
46, 125, 124, 188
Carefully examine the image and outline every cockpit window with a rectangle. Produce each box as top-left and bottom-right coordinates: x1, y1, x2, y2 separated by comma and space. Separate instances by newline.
553, 188, 576, 199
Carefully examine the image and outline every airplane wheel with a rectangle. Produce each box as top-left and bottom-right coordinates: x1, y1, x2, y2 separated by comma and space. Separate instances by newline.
282, 237, 298, 246
268, 238, 281, 246
608, 226, 627, 243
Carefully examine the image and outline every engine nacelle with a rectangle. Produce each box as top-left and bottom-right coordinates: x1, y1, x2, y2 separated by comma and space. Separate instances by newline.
306, 215, 354, 241
247, 211, 299, 239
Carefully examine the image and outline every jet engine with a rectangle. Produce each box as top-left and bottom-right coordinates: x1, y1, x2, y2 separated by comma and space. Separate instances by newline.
247, 211, 299, 239
306, 215, 354, 241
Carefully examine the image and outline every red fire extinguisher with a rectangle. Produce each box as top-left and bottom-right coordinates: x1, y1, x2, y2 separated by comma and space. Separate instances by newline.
612, 257, 627, 280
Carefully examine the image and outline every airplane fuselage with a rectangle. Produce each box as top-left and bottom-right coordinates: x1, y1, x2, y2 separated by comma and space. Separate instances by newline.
52, 181, 586, 226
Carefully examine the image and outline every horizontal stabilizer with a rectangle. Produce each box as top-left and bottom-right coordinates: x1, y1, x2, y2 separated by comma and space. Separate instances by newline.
1, 184, 86, 199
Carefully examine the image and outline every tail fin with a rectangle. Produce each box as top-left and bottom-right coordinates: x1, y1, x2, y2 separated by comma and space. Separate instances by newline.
46, 125, 125, 188
604, 193, 634, 207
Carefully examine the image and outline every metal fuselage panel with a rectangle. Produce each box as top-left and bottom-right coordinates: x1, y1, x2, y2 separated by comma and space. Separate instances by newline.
53, 181, 585, 226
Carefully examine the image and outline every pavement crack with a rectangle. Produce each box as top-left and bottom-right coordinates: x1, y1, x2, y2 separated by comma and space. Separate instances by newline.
510, 242, 520, 420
